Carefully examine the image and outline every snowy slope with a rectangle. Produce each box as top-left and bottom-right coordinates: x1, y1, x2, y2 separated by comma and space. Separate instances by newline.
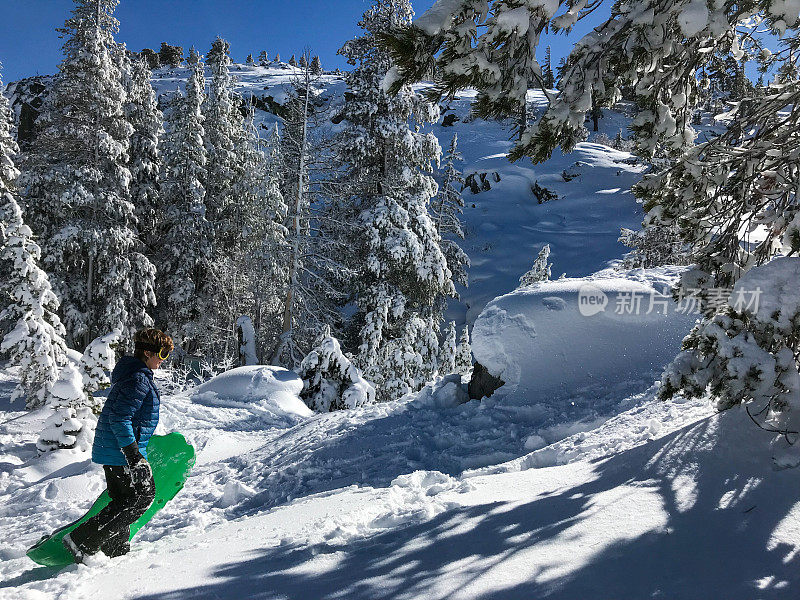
8, 396, 800, 600
427, 90, 649, 327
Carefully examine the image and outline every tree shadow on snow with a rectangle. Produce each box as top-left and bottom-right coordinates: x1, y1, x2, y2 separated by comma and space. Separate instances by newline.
228, 402, 551, 518
134, 412, 800, 600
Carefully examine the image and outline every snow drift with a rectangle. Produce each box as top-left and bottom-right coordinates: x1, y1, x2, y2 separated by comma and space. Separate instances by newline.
193, 365, 311, 421
471, 266, 698, 401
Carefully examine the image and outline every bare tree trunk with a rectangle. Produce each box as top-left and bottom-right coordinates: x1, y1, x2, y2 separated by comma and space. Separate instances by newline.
274, 57, 311, 364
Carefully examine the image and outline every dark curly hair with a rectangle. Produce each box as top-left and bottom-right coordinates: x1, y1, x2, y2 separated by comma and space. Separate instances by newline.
133, 328, 174, 361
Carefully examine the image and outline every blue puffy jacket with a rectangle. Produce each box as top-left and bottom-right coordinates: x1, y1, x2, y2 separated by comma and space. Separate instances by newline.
92, 356, 160, 466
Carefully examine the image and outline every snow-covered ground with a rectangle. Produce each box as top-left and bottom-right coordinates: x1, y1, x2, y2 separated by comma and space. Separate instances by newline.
6, 368, 799, 599
2, 64, 797, 599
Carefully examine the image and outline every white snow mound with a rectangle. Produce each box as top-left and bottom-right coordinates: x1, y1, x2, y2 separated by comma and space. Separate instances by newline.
471, 266, 698, 400
193, 366, 311, 418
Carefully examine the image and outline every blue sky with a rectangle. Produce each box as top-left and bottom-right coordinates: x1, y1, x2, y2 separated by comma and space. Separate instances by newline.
0, 0, 602, 83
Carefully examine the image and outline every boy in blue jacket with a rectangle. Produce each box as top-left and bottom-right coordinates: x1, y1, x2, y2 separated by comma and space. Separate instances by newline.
63, 328, 173, 562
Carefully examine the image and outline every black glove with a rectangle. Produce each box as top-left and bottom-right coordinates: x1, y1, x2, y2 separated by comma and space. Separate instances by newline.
121, 442, 152, 488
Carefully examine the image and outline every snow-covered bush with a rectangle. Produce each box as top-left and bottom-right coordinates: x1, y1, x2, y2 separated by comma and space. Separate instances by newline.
37, 362, 96, 453
298, 327, 375, 412
414, 373, 469, 408
660, 258, 800, 437
81, 329, 120, 412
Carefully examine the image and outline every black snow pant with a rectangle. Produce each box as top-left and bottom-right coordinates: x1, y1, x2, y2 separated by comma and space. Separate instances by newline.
70, 464, 156, 557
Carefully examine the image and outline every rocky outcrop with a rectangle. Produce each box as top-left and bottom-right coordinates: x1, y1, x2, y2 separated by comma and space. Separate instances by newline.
467, 361, 505, 400
6, 76, 55, 149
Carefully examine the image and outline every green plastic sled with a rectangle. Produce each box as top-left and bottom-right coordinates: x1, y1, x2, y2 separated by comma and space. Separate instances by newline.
27, 432, 195, 567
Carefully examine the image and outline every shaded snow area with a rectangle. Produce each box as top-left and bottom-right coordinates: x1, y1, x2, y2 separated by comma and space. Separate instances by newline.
2, 68, 799, 599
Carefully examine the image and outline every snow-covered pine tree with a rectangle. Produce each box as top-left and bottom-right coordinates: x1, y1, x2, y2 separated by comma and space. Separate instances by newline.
246, 53, 255, 65
157, 48, 213, 353
338, 0, 456, 400
519, 243, 551, 286
0, 199, 69, 409
202, 37, 263, 358
298, 54, 308, 69
659, 258, 800, 461
274, 53, 281, 63
204, 36, 244, 255
543, 45, 555, 89
431, 132, 469, 289
439, 320, 458, 375
224, 111, 289, 362
0, 68, 68, 409
310, 55, 323, 75
258, 51, 269, 66
249, 123, 290, 360
20, 0, 155, 347
288, 54, 298, 67
377, 315, 436, 400
123, 55, 163, 258
298, 326, 375, 411
119, 53, 162, 335
455, 324, 472, 375
37, 362, 97, 453
140, 48, 160, 69
633, 31, 800, 438
159, 42, 184, 67
81, 329, 120, 411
